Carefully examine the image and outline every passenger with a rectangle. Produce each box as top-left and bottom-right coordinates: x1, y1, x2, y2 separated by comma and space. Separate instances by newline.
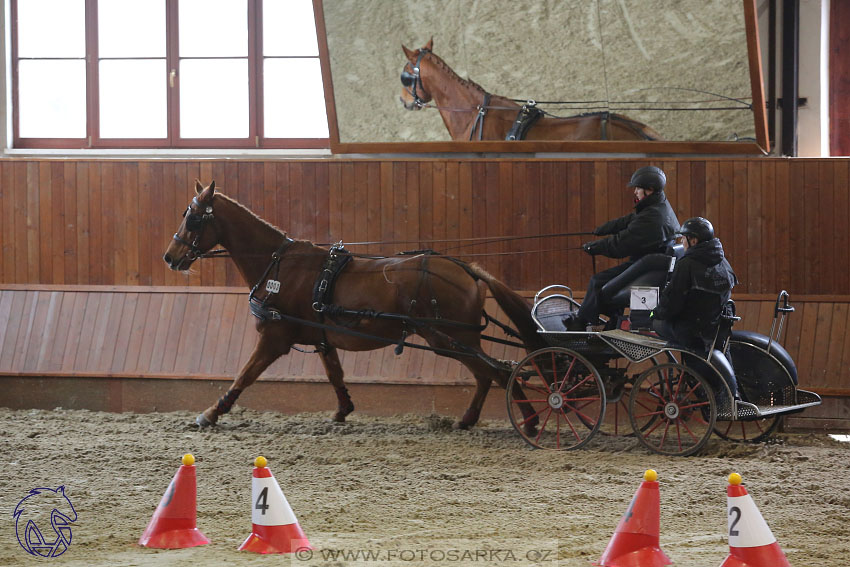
651, 216, 738, 353
565, 165, 680, 331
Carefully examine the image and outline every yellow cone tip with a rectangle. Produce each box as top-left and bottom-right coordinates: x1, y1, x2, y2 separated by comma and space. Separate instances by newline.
729, 472, 742, 485
182, 453, 195, 466
644, 469, 658, 482
254, 456, 268, 468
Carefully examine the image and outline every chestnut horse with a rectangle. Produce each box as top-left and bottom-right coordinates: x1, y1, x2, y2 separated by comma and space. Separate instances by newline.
163, 181, 546, 430
400, 39, 661, 141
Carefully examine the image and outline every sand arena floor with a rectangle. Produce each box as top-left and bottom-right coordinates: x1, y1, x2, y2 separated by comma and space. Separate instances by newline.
0, 407, 848, 566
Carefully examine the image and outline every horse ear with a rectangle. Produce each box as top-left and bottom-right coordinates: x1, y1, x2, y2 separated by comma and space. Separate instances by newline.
402, 44, 415, 60
425, 37, 433, 51
194, 179, 204, 194
197, 180, 216, 203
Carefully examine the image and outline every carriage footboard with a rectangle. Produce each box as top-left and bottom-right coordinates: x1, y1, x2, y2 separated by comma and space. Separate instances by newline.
735, 388, 821, 420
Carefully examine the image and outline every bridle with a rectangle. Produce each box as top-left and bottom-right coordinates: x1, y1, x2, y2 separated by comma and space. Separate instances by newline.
401, 47, 491, 140
400, 48, 431, 108
173, 196, 216, 261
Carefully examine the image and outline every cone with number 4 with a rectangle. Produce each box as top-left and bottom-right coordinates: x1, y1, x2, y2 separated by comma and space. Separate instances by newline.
596, 469, 672, 567
239, 456, 312, 554
719, 473, 790, 567
139, 454, 210, 549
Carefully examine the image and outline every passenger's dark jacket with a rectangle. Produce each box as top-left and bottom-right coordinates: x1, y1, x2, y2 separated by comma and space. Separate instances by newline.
585, 190, 680, 261
653, 238, 738, 336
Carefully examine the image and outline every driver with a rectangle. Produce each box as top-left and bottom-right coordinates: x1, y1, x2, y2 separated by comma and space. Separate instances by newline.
565, 165, 680, 330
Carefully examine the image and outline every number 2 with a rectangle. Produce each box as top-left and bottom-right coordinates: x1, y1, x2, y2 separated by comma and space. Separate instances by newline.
255, 487, 270, 515
729, 506, 741, 536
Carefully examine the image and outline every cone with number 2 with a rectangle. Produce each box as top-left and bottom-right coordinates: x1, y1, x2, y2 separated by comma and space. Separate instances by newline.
239, 456, 312, 554
719, 473, 790, 567
596, 469, 672, 567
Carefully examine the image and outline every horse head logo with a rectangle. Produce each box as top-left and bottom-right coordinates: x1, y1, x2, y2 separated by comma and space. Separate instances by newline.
13, 486, 77, 557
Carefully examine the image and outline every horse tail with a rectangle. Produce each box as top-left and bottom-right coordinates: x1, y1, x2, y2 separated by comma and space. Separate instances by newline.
466, 264, 546, 352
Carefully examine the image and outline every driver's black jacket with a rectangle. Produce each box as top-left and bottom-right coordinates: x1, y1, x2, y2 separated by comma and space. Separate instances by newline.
653, 237, 738, 335
585, 190, 680, 261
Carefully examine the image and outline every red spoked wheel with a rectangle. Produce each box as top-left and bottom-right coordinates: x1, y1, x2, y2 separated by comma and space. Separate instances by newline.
714, 416, 783, 443
506, 347, 606, 450
629, 363, 716, 456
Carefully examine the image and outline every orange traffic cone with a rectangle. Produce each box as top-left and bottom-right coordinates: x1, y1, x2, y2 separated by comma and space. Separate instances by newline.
239, 456, 312, 554
596, 469, 672, 567
719, 473, 790, 567
139, 454, 210, 549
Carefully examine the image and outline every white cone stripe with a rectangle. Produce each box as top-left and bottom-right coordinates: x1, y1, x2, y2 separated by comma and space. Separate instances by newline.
727, 494, 777, 548
251, 476, 298, 526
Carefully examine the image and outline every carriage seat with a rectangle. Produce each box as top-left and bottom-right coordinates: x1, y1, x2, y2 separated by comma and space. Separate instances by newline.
601, 243, 684, 308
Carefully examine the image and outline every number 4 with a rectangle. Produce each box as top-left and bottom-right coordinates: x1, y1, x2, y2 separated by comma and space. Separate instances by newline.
255, 487, 270, 515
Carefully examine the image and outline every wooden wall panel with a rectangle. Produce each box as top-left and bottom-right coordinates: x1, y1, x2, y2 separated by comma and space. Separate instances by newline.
0, 157, 848, 297
0, 286, 847, 396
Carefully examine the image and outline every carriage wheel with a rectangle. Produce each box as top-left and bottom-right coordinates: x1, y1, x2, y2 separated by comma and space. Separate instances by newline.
629, 363, 716, 457
506, 347, 606, 450
714, 416, 783, 443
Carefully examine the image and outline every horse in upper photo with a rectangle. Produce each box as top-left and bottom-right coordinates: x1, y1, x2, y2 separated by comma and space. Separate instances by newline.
399, 39, 662, 142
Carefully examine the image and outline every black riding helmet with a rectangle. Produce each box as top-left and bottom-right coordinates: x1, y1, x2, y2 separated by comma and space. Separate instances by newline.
627, 166, 666, 192
679, 217, 714, 242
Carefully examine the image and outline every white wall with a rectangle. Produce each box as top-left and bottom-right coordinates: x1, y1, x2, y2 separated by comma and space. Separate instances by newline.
797, 0, 829, 156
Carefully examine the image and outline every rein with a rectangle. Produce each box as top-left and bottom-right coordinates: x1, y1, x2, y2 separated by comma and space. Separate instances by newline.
195, 231, 596, 260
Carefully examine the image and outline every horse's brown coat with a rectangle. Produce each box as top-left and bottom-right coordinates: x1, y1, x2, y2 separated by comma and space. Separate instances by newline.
400, 39, 662, 142
163, 181, 545, 429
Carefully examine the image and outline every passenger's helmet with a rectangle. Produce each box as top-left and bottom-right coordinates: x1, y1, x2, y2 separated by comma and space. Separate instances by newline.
679, 217, 715, 242
627, 166, 666, 192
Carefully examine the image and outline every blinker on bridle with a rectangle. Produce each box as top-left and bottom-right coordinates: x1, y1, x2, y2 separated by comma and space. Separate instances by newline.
401, 48, 430, 107
173, 196, 214, 260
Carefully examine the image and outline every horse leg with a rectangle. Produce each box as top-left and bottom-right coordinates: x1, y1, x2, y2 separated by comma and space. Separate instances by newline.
196, 333, 288, 427
319, 346, 354, 422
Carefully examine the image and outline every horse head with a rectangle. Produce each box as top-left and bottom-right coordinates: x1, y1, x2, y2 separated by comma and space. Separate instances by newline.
400, 38, 434, 110
163, 180, 220, 271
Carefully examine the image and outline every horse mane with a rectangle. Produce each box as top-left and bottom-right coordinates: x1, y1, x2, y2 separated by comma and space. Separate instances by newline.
213, 192, 313, 246
423, 51, 487, 95
421, 50, 522, 107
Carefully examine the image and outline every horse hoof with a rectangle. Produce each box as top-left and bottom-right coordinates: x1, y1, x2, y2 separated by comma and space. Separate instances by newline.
452, 420, 471, 430
332, 403, 355, 423
523, 424, 539, 437
196, 413, 216, 428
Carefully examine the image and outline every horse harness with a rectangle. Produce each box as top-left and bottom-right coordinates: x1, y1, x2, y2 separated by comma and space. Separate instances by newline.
246, 241, 522, 368
173, 196, 217, 260
401, 48, 431, 108
506, 101, 544, 141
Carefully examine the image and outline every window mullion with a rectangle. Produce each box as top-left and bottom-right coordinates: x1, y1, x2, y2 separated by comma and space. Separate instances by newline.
86, 0, 98, 147
251, 0, 262, 147
166, 0, 179, 145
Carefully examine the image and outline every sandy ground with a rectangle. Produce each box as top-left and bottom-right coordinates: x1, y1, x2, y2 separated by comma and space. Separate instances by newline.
1, 407, 848, 566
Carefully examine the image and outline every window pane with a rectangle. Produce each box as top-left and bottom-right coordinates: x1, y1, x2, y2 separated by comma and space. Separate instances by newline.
17, 0, 85, 57
180, 59, 248, 138
99, 60, 167, 138
263, 0, 318, 56
18, 60, 86, 138
99, 0, 166, 58
264, 58, 328, 138
179, 0, 248, 57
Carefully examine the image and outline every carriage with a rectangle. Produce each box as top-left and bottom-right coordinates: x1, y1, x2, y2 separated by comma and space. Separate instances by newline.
506, 284, 822, 456
166, 182, 821, 457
